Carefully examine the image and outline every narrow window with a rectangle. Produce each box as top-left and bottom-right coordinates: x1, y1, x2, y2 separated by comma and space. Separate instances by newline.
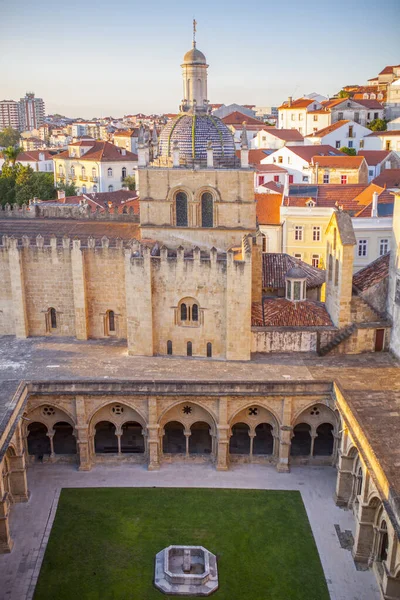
379, 239, 389, 256
192, 304, 198, 322
312, 254, 320, 268
358, 239, 368, 257
323, 172, 329, 184
313, 226, 321, 242
334, 259, 339, 286
180, 303, 187, 321
201, 192, 213, 228
341, 175, 347, 185
107, 167, 113, 177
122, 167, 127, 179
187, 341, 192, 357
328, 254, 333, 281
167, 340, 173, 355
207, 342, 212, 357
176, 191, 188, 227
294, 226, 303, 241
93, 185, 98, 192
108, 310, 115, 332
50, 308, 57, 329
108, 185, 113, 192
333, 228, 337, 250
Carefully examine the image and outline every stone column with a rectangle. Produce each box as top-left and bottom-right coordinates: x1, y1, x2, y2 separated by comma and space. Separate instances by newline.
8, 237, 28, 338
352, 503, 377, 564
47, 432, 55, 461
147, 397, 160, 471
116, 434, 122, 454
334, 452, 356, 507
216, 397, 229, 471
8, 454, 29, 502
249, 433, 255, 460
71, 240, 89, 340
0, 492, 13, 553
75, 395, 91, 471
184, 433, 190, 457
310, 433, 317, 458
277, 397, 292, 473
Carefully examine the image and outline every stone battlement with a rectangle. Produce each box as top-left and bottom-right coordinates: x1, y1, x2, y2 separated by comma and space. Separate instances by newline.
0, 202, 139, 222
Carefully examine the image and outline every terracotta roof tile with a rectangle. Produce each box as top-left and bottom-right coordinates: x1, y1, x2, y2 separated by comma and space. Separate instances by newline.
311, 155, 365, 169
284, 183, 368, 212
278, 98, 315, 110
56, 141, 138, 162
235, 149, 270, 165
372, 169, 400, 187
252, 298, 332, 327
262, 253, 325, 289
353, 253, 390, 291
221, 112, 265, 126
267, 129, 304, 141
305, 120, 350, 138
283, 145, 344, 163
366, 130, 400, 137
357, 150, 391, 166
256, 194, 282, 225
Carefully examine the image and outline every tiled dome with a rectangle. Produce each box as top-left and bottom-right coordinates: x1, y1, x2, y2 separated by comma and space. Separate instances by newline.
158, 114, 236, 164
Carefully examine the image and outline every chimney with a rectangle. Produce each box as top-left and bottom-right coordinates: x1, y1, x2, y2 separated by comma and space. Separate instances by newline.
372, 191, 378, 217
288, 96, 292, 107
283, 172, 290, 198
121, 148, 126, 156
173, 141, 180, 167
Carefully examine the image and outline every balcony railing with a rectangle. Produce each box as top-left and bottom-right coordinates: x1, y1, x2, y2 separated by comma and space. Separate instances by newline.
90, 176, 98, 182
58, 174, 65, 180
81, 175, 88, 181
69, 174, 77, 181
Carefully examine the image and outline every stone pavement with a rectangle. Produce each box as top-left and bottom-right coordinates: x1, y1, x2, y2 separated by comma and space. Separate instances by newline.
0, 462, 381, 600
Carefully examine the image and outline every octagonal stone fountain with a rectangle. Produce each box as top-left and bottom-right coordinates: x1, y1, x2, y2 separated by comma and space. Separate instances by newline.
154, 545, 218, 596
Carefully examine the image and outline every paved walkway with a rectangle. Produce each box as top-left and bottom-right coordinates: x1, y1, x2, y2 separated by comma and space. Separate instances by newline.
0, 463, 381, 600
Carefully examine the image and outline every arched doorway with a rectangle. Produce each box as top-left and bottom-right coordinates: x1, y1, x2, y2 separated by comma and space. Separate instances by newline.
313, 423, 334, 456
94, 421, 117, 453
229, 423, 250, 454
53, 422, 77, 454
253, 423, 274, 455
189, 422, 212, 455
27, 422, 51, 457
290, 423, 311, 456
163, 422, 185, 454
121, 422, 145, 453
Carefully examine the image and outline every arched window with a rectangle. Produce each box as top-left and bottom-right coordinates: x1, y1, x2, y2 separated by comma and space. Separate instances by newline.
167, 340, 173, 355
107, 167, 113, 177
206, 342, 212, 357
70, 166, 75, 176
92, 167, 96, 177
108, 185, 114, 192
379, 521, 388, 562
187, 341, 192, 356
192, 304, 198, 321
82, 185, 86, 193
201, 192, 213, 228
81, 166, 86, 177
93, 185, 98, 192
122, 167, 126, 179
47, 307, 57, 331
357, 466, 363, 496
176, 191, 188, 227
108, 310, 115, 333
180, 303, 187, 321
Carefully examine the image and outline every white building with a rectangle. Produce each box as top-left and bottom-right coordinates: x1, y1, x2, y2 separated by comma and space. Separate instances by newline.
19, 92, 45, 132
261, 144, 343, 184
387, 117, 400, 131
278, 97, 331, 136
358, 150, 400, 182
362, 130, 400, 155
324, 98, 384, 127
0, 100, 20, 131
385, 79, 400, 120
304, 120, 371, 152
113, 128, 140, 153
53, 140, 138, 194
251, 128, 304, 150
0, 150, 54, 173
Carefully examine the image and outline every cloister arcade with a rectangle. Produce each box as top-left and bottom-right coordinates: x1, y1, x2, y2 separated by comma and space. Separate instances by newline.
21, 398, 338, 470
335, 431, 400, 599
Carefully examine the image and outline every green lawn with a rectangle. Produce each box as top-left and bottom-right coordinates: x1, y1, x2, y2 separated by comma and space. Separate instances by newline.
34, 488, 329, 600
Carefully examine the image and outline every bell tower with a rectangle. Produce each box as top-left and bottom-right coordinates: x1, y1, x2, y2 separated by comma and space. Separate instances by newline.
180, 20, 209, 114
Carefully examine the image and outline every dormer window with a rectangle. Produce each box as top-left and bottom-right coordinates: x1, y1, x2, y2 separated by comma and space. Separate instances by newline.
285, 266, 307, 302
306, 199, 315, 207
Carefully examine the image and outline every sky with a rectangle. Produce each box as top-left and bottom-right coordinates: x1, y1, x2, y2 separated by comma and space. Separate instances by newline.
0, 0, 399, 119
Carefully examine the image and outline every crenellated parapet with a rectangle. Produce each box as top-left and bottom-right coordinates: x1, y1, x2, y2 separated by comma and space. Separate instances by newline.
0, 202, 139, 222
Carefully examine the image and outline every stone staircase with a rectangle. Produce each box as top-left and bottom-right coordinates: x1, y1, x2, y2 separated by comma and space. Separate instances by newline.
318, 323, 357, 356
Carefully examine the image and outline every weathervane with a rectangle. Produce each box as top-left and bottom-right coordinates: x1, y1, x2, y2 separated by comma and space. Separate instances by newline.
193, 18, 197, 47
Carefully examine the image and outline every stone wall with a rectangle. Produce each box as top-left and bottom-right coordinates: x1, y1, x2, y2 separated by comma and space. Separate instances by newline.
252, 328, 322, 353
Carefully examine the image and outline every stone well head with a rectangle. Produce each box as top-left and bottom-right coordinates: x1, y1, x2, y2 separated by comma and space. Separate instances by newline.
154, 544, 218, 596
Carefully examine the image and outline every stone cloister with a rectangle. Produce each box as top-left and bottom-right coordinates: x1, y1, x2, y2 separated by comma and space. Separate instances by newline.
18, 380, 339, 473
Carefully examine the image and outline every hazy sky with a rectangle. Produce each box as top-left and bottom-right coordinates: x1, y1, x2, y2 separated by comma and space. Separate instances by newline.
0, 0, 399, 118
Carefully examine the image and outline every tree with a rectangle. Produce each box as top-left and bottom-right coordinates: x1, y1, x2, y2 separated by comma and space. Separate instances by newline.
31, 172, 57, 200
3, 145, 22, 166
57, 181, 78, 197
368, 118, 387, 132
0, 176, 16, 206
0, 127, 20, 148
337, 90, 350, 98
122, 175, 136, 191
340, 147, 356, 156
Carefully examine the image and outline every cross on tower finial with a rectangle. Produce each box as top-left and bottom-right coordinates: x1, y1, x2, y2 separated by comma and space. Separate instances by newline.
193, 18, 197, 47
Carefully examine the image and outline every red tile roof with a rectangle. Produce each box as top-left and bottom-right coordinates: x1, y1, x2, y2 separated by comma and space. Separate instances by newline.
260, 181, 284, 194
267, 128, 304, 141
262, 253, 325, 289
352, 99, 384, 109
353, 253, 390, 291
279, 98, 314, 110
252, 298, 332, 327
311, 155, 365, 169
372, 169, 400, 187
63, 189, 139, 213
1, 150, 53, 162
284, 183, 368, 211
113, 129, 139, 138
255, 193, 282, 225
354, 188, 395, 217
235, 149, 270, 165
305, 120, 350, 138
56, 141, 138, 162
284, 145, 344, 163
255, 164, 287, 173
221, 112, 265, 126
367, 130, 400, 137
357, 150, 391, 166
379, 65, 400, 75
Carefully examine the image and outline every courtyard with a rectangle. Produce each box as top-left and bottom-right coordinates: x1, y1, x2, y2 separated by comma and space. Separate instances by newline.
0, 462, 381, 600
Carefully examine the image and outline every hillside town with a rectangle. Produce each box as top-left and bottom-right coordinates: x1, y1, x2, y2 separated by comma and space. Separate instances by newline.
0, 19, 400, 600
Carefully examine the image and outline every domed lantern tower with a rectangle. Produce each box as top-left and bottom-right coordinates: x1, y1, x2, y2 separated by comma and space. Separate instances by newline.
180, 20, 209, 114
